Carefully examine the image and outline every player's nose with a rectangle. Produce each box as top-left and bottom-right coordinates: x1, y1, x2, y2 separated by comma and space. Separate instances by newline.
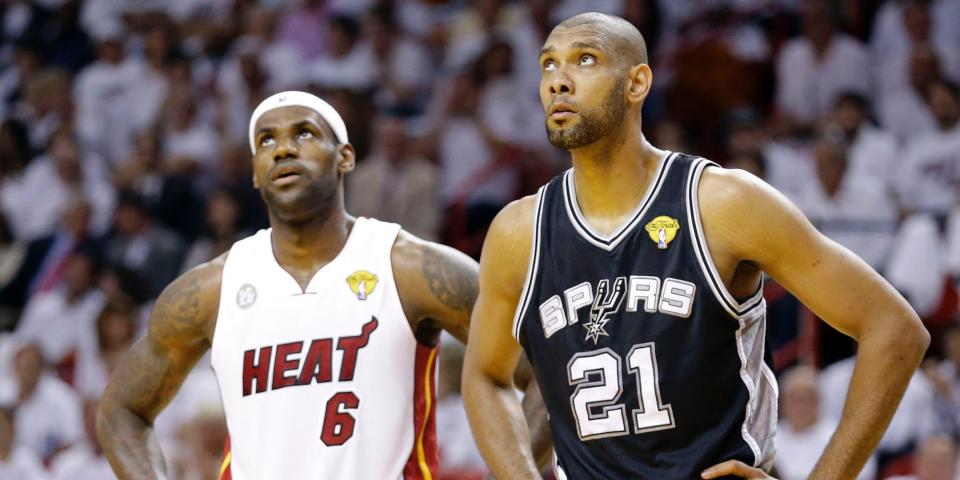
548, 70, 574, 95
273, 135, 299, 162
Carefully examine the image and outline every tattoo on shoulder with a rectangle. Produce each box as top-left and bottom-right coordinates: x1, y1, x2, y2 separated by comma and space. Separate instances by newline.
152, 266, 216, 341
421, 246, 478, 314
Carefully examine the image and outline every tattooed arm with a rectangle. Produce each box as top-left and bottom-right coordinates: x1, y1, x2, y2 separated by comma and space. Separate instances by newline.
392, 229, 553, 471
392, 230, 477, 344
96, 256, 223, 479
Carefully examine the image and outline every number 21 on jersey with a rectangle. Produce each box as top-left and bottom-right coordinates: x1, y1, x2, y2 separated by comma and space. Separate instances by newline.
567, 343, 675, 440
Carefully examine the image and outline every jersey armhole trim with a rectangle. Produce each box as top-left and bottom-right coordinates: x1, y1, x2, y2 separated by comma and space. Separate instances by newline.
512, 185, 548, 340
685, 159, 765, 319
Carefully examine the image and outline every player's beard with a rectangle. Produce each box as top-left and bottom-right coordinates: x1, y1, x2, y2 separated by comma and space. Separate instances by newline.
262, 171, 339, 226
546, 78, 627, 150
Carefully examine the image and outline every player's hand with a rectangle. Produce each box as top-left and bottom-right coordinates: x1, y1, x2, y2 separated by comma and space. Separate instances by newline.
701, 460, 776, 479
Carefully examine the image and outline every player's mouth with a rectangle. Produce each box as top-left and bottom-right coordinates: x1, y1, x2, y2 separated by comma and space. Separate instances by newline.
548, 103, 577, 120
271, 165, 305, 186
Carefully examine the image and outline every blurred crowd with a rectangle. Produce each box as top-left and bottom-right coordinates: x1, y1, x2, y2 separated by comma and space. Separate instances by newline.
0, 0, 959, 478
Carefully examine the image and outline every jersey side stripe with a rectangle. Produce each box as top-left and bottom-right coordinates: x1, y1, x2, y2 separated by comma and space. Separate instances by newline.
218, 435, 232, 480
404, 344, 439, 480
512, 186, 548, 340
685, 159, 765, 318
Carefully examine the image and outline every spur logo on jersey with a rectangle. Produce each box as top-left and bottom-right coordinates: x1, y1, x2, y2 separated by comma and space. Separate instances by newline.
346, 271, 378, 300
539, 276, 696, 340
645, 215, 679, 250
582, 278, 626, 344
241, 317, 378, 397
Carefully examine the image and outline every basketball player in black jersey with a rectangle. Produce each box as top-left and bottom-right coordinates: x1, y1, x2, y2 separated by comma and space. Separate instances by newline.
463, 12, 929, 479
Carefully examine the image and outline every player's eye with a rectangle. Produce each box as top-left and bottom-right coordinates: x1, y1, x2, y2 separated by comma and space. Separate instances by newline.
297, 130, 314, 140
260, 135, 275, 147
579, 55, 596, 66
542, 59, 557, 72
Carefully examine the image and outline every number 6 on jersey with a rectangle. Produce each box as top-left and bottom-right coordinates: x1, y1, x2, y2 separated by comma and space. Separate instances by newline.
568, 343, 675, 440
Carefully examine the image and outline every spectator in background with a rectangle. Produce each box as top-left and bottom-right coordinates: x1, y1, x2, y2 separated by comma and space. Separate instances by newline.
874, 1, 960, 99
5, 343, 82, 461
14, 247, 104, 369
308, 14, 376, 90
921, 323, 960, 440
896, 79, 960, 218
114, 131, 204, 240
887, 435, 958, 480
775, 0, 870, 130
0, 214, 23, 330
362, 3, 433, 114
775, 366, 876, 480
104, 191, 185, 298
0, 119, 33, 180
0, 199, 92, 313
214, 142, 268, 233
0, 128, 114, 242
426, 71, 519, 245
73, 28, 145, 167
794, 130, 897, 271
347, 114, 440, 241
476, 39, 544, 147
181, 190, 249, 271
723, 110, 814, 201
435, 342, 485, 479
217, 6, 291, 143
162, 89, 221, 177
73, 298, 137, 399
275, 0, 331, 61
0, 42, 44, 122
830, 93, 899, 188
49, 399, 112, 480
171, 405, 228, 480
17, 67, 71, 151
0, 406, 47, 480
881, 44, 943, 144
128, 22, 177, 135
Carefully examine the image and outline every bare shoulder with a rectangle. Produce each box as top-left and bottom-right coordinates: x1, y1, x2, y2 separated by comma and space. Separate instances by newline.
480, 194, 539, 291
697, 165, 816, 263
149, 252, 227, 346
697, 166, 775, 216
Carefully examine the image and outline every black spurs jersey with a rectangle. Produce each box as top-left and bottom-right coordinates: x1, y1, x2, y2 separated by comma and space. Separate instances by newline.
513, 153, 777, 479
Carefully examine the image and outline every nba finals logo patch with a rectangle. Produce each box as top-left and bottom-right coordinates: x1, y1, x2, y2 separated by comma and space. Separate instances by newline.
645, 216, 680, 250
346, 271, 378, 301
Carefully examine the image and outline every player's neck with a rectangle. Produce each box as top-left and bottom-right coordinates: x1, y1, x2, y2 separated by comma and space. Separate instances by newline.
568, 128, 665, 234
270, 207, 353, 273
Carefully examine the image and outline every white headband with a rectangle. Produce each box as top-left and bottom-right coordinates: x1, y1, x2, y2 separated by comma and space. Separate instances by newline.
248, 91, 348, 154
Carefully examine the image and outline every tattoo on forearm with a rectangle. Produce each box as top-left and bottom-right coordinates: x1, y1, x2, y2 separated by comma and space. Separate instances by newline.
422, 247, 478, 313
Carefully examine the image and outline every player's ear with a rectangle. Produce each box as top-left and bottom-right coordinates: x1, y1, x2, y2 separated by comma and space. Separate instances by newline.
251, 164, 260, 189
626, 63, 652, 105
337, 143, 356, 175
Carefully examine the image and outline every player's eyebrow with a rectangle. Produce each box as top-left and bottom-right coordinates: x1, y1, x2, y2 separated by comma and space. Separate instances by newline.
255, 126, 274, 138
540, 41, 604, 58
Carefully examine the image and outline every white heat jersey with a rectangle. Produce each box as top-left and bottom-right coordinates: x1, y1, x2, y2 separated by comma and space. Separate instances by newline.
211, 218, 438, 480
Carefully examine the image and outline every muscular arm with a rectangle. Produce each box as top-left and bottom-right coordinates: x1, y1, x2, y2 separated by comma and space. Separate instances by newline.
461, 197, 543, 479
393, 231, 478, 343
699, 169, 929, 479
96, 257, 222, 479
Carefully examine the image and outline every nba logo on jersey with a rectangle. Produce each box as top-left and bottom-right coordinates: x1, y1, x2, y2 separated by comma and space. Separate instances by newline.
346, 270, 378, 300
645, 216, 679, 250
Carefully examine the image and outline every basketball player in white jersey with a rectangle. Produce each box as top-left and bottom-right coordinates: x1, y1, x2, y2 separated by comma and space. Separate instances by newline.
96, 91, 543, 479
